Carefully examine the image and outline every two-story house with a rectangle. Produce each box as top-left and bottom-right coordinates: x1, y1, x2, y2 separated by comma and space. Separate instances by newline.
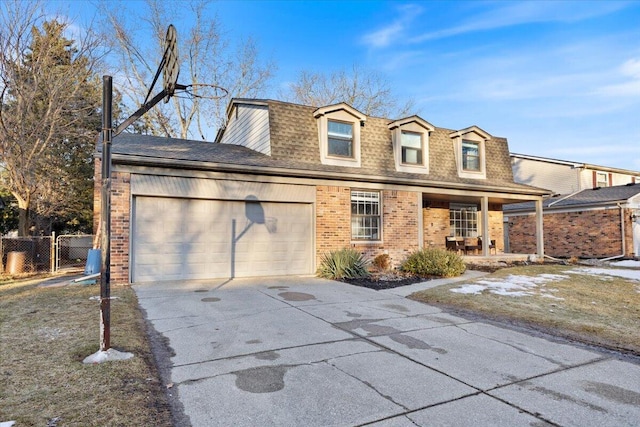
94, 99, 549, 284
506, 153, 640, 259
511, 153, 639, 195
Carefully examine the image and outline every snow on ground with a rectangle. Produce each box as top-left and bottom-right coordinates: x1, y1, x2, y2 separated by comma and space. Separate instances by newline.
610, 260, 640, 268
567, 267, 640, 282
450, 274, 569, 298
450, 265, 640, 298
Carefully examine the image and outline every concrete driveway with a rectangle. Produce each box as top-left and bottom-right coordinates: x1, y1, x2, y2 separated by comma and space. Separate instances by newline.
133, 275, 640, 427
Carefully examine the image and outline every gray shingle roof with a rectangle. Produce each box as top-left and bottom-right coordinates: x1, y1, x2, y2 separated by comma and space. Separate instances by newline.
102, 132, 548, 196
504, 183, 640, 212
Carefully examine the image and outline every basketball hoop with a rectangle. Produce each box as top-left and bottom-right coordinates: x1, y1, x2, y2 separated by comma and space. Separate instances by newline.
173, 83, 229, 100
265, 217, 278, 234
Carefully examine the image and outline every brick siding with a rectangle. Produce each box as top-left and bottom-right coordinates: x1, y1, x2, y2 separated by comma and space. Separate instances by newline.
508, 208, 633, 258
423, 201, 504, 252
316, 186, 420, 268
93, 158, 131, 285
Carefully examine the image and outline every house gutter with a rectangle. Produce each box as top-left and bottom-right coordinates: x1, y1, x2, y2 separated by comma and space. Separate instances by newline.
601, 202, 626, 261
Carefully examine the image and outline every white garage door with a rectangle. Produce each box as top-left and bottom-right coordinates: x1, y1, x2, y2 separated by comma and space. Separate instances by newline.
132, 197, 313, 282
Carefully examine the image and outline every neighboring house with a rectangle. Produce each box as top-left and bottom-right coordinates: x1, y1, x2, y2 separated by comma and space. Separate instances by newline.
94, 99, 549, 284
505, 184, 640, 258
507, 153, 640, 258
511, 153, 639, 195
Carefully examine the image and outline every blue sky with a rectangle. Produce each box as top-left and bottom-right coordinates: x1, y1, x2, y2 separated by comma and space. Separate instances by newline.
51, 1, 640, 171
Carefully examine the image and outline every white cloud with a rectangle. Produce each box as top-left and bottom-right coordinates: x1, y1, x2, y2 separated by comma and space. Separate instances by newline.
361, 4, 423, 48
593, 58, 640, 97
410, 1, 631, 43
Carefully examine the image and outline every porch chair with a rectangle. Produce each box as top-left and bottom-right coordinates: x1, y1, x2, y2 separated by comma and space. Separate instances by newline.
445, 236, 463, 254
478, 237, 496, 255
463, 237, 480, 255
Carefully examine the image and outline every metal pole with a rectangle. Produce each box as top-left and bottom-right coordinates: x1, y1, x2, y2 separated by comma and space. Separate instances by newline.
100, 76, 113, 351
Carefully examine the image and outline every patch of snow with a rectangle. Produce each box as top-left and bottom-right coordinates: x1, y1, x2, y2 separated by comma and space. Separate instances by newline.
449, 274, 570, 298
450, 284, 486, 295
83, 348, 134, 364
541, 293, 565, 301
610, 260, 640, 268
566, 267, 640, 282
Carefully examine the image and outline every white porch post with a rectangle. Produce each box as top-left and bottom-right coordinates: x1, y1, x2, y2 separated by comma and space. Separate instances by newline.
481, 196, 490, 257
535, 197, 544, 259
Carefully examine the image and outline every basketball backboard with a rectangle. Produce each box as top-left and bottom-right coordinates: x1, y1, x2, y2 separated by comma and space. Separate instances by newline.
162, 24, 179, 102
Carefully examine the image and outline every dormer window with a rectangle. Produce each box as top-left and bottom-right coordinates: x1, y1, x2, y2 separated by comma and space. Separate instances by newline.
462, 140, 480, 171
450, 126, 490, 179
314, 103, 366, 167
328, 120, 354, 158
388, 116, 434, 174
401, 131, 422, 165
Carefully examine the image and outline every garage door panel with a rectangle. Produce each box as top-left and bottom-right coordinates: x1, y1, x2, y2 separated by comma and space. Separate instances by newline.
132, 196, 313, 282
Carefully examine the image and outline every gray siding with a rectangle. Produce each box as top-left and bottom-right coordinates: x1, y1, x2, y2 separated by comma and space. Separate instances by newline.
219, 104, 271, 155
512, 157, 579, 194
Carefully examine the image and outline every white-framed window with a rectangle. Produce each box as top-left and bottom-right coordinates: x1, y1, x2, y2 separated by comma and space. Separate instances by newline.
450, 126, 490, 179
351, 190, 381, 241
462, 140, 480, 171
401, 131, 423, 165
596, 172, 609, 187
450, 204, 478, 238
314, 103, 366, 168
388, 116, 434, 174
327, 120, 353, 158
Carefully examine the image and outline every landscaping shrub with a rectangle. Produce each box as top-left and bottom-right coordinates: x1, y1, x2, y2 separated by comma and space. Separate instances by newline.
317, 248, 370, 280
372, 253, 391, 271
401, 248, 466, 278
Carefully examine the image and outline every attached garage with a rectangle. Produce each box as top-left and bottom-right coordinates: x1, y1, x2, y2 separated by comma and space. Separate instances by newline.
130, 175, 315, 283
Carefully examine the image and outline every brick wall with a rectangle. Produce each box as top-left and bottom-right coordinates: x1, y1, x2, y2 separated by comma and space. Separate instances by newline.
489, 207, 504, 253
423, 203, 450, 249
93, 158, 131, 285
422, 202, 504, 253
508, 208, 632, 258
316, 186, 420, 268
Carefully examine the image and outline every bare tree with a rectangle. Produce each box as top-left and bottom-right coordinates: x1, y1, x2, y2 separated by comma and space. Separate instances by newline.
0, 1, 103, 235
280, 65, 415, 118
101, 0, 274, 140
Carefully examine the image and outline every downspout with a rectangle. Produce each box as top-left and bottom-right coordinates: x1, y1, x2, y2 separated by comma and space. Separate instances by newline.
601, 202, 626, 261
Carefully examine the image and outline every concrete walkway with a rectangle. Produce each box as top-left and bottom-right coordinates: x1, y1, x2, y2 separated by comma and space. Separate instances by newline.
133, 275, 640, 427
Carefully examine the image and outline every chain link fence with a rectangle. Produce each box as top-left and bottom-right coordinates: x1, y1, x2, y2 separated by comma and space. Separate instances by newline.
0, 234, 95, 274
56, 235, 94, 271
1, 236, 53, 274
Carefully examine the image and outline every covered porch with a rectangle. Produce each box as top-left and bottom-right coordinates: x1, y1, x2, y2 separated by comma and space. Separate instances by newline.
419, 187, 546, 259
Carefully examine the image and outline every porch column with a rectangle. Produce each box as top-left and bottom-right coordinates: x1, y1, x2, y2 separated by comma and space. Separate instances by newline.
481, 196, 490, 257
535, 197, 544, 259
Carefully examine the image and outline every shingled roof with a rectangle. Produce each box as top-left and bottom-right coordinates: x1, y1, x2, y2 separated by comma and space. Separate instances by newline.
100, 98, 551, 197
504, 183, 640, 212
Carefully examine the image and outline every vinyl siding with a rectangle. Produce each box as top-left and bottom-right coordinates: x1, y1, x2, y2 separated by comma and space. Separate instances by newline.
512, 157, 579, 194
219, 104, 271, 155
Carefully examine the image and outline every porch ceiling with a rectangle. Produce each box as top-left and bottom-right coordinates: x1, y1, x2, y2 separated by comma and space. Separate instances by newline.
422, 191, 539, 206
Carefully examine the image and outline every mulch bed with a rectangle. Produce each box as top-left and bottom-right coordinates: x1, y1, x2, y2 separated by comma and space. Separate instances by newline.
342, 275, 432, 290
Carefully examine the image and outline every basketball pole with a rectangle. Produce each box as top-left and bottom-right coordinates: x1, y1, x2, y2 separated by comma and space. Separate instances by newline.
100, 75, 113, 351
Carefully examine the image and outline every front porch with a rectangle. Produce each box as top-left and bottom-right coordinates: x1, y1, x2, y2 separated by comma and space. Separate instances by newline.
421, 189, 545, 259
